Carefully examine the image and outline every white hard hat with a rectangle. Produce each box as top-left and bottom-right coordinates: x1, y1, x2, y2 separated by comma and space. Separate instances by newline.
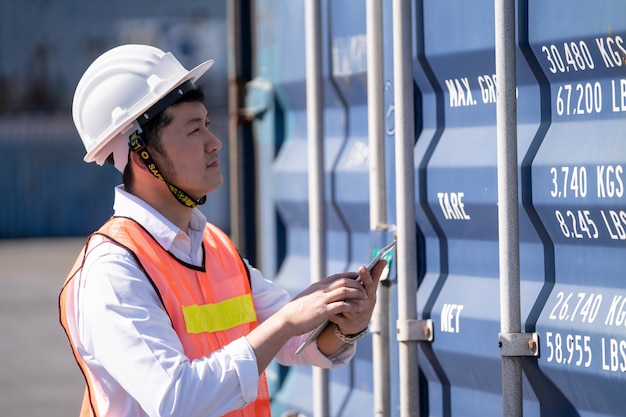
72, 44, 214, 172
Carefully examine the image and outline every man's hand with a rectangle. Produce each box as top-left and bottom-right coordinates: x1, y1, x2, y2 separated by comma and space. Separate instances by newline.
280, 269, 374, 336
329, 259, 386, 335
246, 259, 387, 371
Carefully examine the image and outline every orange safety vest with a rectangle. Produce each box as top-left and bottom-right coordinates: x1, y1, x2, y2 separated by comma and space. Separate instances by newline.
59, 217, 271, 417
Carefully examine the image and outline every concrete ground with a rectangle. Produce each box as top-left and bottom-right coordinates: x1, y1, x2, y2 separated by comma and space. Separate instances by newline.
0, 238, 86, 417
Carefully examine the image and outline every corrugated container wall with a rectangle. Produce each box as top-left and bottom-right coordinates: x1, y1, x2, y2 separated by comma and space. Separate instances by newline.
249, 0, 626, 416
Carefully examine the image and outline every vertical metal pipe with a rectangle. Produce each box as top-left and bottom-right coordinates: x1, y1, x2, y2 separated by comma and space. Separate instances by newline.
227, 0, 244, 249
367, 0, 386, 227
495, 0, 522, 416
392, 1, 420, 416
366, 0, 390, 416
305, 1, 329, 416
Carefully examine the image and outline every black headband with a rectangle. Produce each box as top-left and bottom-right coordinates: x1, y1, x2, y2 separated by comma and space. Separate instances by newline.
137, 79, 197, 127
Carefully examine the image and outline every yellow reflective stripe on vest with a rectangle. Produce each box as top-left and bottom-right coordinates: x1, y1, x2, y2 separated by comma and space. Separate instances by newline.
182, 294, 256, 334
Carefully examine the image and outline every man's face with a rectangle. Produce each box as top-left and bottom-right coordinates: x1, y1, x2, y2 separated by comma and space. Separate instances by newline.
151, 101, 223, 200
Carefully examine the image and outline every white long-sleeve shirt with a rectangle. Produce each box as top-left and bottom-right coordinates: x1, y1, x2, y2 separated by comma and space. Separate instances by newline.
67, 186, 355, 417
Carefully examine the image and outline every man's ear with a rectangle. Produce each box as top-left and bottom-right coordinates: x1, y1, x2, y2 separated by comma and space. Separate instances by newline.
129, 150, 151, 175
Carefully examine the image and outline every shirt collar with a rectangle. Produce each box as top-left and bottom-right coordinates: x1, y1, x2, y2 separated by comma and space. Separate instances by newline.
112, 185, 207, 262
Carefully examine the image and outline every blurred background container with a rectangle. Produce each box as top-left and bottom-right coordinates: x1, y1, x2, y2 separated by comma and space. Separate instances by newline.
0, 2, 230, 416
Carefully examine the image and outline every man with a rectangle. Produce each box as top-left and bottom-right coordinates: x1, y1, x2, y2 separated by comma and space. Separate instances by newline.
59, 44, 385, 417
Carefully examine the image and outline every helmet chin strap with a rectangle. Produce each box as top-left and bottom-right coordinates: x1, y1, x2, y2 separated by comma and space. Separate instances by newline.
128, 130, 206, 208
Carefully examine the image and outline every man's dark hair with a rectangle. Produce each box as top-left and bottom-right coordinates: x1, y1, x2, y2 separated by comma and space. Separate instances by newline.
122, 86, 205, 187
